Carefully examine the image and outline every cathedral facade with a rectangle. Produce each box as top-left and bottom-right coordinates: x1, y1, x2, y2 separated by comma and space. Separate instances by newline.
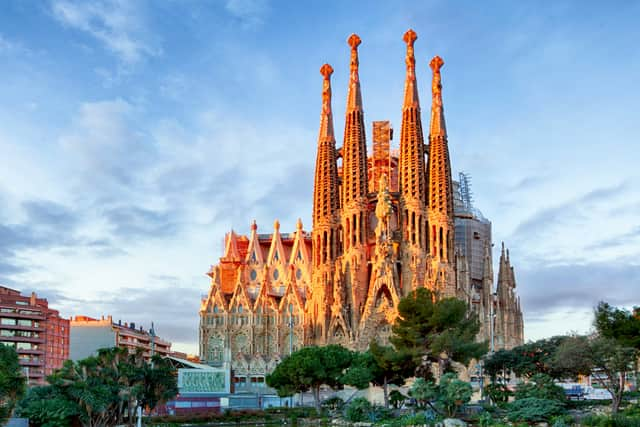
199, 30, 523, 386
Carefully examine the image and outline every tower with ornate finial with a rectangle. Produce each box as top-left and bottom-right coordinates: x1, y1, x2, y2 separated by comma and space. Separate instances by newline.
199, 31, 525, 382
309, 63, 340, 344
426, 55, 456, 297
398, 29, 428, 296
339, 34, 370, 334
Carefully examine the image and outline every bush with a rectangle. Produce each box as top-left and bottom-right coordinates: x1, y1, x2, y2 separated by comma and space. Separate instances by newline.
582, 414, 640, 427
514, 373, 566, 402
550, 414, 575, 427
478, 411, 493, 427
624, 405, 640, 417
389, 389, 407, 409
344, 397, 372, 422
507, 397, 566, 423
384, 410, 437, 427
485, 383, 512, 406
321, 396, 345, 411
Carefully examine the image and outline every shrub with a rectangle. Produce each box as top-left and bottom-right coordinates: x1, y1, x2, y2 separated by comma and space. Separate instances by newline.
582, 414, 640, 427
485, 382, 512, 406
478, 411, 493, 427
507, 397, 566, 423
389, 389, 407, 409
321, 396, 345, 411
344, 397, 372, 422
384, 410, 437, 427
514, 373, 566, 402
550, 414, 575, 427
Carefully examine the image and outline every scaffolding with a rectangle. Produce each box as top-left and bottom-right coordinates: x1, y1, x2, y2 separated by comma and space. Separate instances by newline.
458, 172, 474, 211
371, 121, 393, 192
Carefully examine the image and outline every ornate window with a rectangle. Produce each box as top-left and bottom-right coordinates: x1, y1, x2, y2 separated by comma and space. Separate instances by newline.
208, 336, 224, 362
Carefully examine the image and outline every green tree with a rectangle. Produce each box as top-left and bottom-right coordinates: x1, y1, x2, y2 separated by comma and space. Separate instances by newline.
19, 347, 177, 427
484, 383, 511, 406
409, 373, 472, 417
342, 342, 415, 408
507, 397, 566, 423
408, 377, 438, 410
266, 345, 353, 414
437, 373, 473, 417
514, 373, 566, 402
510, 336, 567, 379
484, 349, 518, 383
552, 335, 595, 380
589, 337, 636, 414
0, 344, 26, 424
390, 288, 487, 375
594, 302, 640, 350
16, 386, 79, 427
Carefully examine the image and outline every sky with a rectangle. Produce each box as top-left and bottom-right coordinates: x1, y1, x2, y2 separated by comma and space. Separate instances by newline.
0, 0, 638, 354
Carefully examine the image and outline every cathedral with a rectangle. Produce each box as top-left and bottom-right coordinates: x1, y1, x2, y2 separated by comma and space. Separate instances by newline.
199, 30, 524, 386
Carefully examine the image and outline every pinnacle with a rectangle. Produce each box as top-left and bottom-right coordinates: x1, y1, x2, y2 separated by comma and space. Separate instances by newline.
403, 29, 417, 46
430, 55, 444, 73
348, 33, 361, 49
320, 63, 333, 79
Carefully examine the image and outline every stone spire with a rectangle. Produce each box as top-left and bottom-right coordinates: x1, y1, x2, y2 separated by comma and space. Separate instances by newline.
426, 55, 455, 296
402, 29, 420, 109
346, 34, 363, 111
310, 64, 340, 343
340, 33, 370, 334
341, 34, 369, 212
312, 64, 340, 235
399, 29, 428, 294
429, 55, 447, 138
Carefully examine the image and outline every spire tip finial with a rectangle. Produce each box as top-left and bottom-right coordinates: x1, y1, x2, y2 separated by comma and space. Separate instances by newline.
430, 55, 444, 73
348, 33, 361, 50
403, 29, 417, 46
320, 63, 333, 80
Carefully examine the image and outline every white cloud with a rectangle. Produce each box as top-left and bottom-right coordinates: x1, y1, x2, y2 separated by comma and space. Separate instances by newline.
51, 0, 160, 64
224, 0, 269, 29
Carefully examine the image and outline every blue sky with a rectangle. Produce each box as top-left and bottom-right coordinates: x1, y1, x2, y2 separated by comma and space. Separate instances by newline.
1, 0, 638, 353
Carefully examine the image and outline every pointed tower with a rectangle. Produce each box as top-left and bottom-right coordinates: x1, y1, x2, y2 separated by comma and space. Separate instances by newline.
340, 34, 370, 331
426, 55, 456, 296
398, 29, 428, 295
310, 63, 340, 344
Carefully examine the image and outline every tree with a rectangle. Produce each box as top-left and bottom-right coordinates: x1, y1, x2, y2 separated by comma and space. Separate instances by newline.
266, 345, 353, 414
551, 334, 636, 414
514, 373, 566, 402
437, 373, 473, 417
19, 347, 177, 427
0, 344, 26, 424
16, 386, 79, 427
484, 337, 569, 380
594, 302, 640, 350
342, 342, 416, 408
408, 377, 438, 410
484, 349, 518, 383
589, 337, 636, 414
409, 373, 472, 417
552, 335, 595, 380
594, 302, 640, 392
390, 288, 487, 375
